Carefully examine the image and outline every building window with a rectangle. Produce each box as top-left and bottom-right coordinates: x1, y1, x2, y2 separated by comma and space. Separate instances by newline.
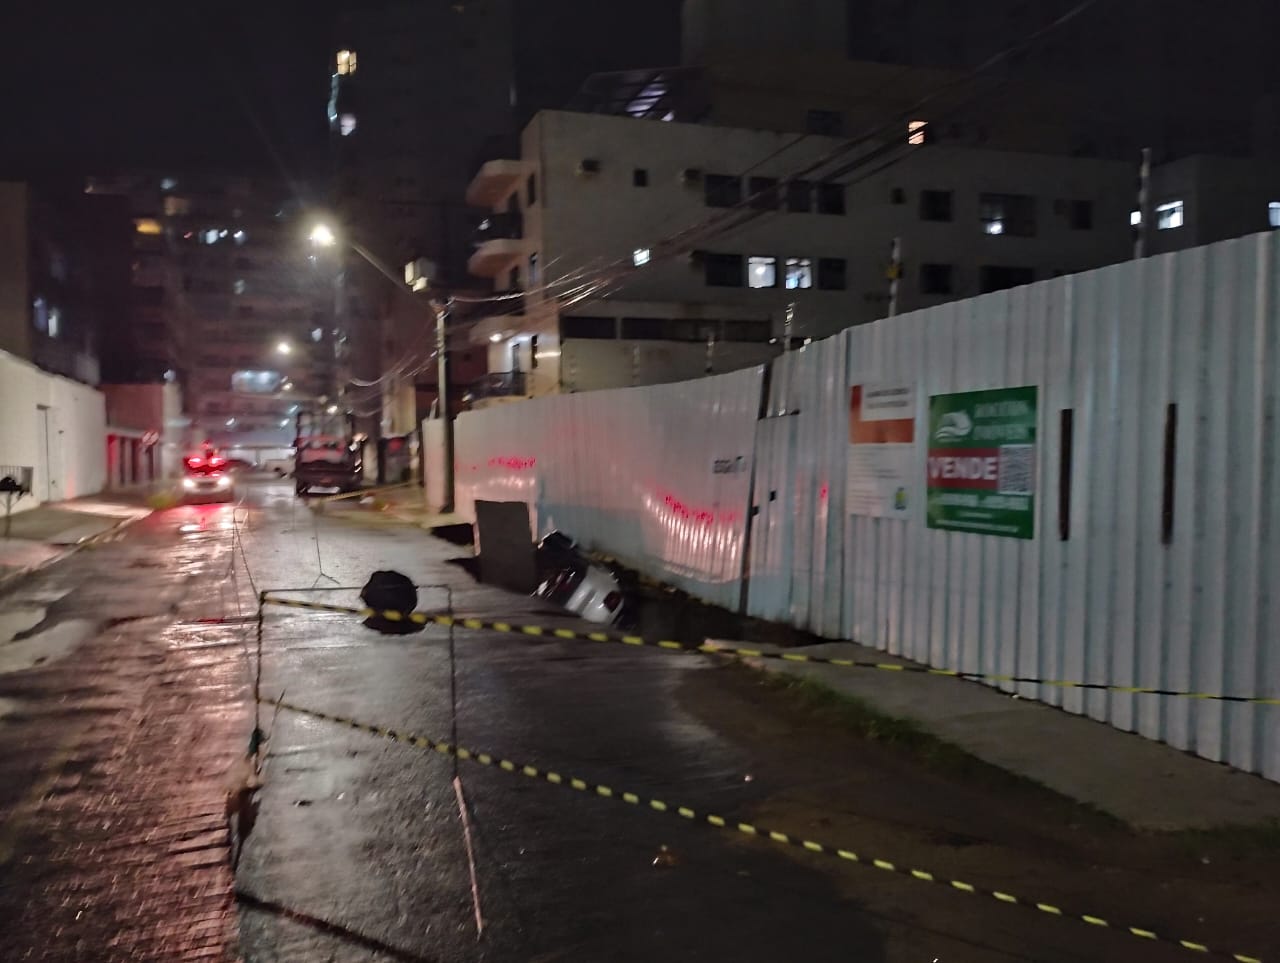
633, 168, 649, 187
980, 193, 1036, 236
817, 257, 847, 290
336, 49, 357, 75
748, 176, 779, 210
908, 120, 929, 145
785, 257, 813, 290
1269, 201, 1280, 228
621, 317, 665, 339
526, 172, 537, 206
1155, 200, 1184, 230
919, 189, 953, 222
806, 109, 843, 136
632, 247, 651, 266
723, 320, 773, 342
163, 196, 191, 216
339, 113, 357, 136
233, 279, 247, 295
705, 252, 744, 287
816, 183, 845, 215
979, 265, 1035, 293
528, 251, 539, 284
705, 174, 742, 208
1067, 199, 1093, 230
561, 316, 616, 339
748, 256, 778, 288
919, 263, 954, 295
508, 266, 520, 290
786, 179, 812, 213
1130, 209, 1142, 227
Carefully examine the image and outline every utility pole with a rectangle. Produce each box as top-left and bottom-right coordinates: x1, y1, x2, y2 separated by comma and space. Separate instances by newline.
887, 237, 903, 317
1134, 147, 1151, 260
433, 297, 455, 513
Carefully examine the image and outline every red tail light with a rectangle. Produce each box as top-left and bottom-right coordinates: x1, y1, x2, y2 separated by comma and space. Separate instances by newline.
186, 456, 204, 468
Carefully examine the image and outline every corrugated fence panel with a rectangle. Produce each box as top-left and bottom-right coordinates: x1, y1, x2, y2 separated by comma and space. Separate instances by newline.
456, 366, 763, 610
456, 232, 1280, 780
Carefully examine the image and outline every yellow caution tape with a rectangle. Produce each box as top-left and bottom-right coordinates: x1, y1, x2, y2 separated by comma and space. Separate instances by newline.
259, 596, 1280, 707
260, 696, 1266, 963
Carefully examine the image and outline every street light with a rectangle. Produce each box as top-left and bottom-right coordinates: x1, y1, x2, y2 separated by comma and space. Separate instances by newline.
326, 405, 339, 415
276, 341, 292, 355
309, 223, 336, 247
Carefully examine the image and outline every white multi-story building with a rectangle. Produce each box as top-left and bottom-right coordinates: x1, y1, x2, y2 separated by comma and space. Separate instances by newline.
465, 109, 1137, 396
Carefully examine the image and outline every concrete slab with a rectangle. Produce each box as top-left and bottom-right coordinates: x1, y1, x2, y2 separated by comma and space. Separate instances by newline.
723, 638, 1280, 831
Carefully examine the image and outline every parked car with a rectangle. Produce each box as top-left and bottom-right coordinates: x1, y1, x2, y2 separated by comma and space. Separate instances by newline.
181, 449, 235, 504
533, 531, 626, 625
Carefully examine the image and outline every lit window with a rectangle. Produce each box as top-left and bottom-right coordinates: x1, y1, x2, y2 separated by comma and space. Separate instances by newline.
311, 328, 323, 342
47, 307, 61, 338
233, 229, 246, 244
160, 177, 178, 191
748, 256, 778, 289
633, 247, 651, 267
1269, 202, 1280, 228
336, 49, 357, 75
233, 279, 247, 295
785, 257, 812, 290
1155, 200, 1184, 230
1130, 209, 1142, 227
134, 218, 163, 235
163, 196, 190, 216
908, 120, 928, 145
203, 229, 219, 244
32, 296, 48, 332
340, 113, 357, 136
980, 193, 1036, 236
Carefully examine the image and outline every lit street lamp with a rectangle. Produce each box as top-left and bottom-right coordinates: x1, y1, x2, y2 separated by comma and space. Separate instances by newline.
309, 223, 336, 247
276, 341, 292, 355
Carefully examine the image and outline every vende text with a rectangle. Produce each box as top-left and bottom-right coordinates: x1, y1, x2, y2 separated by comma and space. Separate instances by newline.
927, 448, 1000, 490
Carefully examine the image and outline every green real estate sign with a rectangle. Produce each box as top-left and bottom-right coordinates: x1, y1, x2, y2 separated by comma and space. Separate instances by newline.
926, 386, 1038, 539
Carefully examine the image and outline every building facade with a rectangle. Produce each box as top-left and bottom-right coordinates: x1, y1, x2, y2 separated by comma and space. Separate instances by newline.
464, 110, 1138, 395
87, 172, 336, 451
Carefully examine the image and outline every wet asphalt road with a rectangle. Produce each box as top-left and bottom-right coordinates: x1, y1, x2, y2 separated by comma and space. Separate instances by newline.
0, 479, 882, 962
4, 478, 1273, 962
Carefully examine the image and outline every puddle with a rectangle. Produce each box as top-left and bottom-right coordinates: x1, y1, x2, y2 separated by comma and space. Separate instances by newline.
0, 619, 97, 675
0, 608, 46, 640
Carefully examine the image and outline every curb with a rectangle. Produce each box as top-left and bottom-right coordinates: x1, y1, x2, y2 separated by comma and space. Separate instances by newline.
0, 508, 152, 592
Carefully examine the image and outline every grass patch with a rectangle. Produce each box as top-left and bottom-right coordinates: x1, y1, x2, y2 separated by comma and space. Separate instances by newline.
750, 669, 1125, 829
1167, 820, 1280, 857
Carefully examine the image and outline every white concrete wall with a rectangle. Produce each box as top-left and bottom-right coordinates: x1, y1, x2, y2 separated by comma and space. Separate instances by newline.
0, 349, 106, 511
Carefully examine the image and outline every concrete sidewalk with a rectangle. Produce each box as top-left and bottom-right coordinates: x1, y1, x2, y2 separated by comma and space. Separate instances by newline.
728, 637, 1280, 831
318, 484, 466, 531
0, 494, 152, 586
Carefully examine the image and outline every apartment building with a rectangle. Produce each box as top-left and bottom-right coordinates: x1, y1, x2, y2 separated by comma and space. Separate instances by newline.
464, 109, 1137, 396
87, 173, 335, 449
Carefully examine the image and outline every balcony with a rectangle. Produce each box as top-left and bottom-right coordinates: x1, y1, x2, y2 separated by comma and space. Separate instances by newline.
468, 237, 525, 278
464, 371, 527, 402
465, 159, 530, 207
473, 211, 522, 244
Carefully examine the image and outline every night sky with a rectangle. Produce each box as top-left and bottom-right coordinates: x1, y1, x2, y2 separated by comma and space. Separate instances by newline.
0, 2, 680, 180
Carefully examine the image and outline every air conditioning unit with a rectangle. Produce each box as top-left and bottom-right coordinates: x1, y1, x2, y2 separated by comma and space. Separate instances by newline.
577, 158, 601, 176
680, 168, 703, 185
